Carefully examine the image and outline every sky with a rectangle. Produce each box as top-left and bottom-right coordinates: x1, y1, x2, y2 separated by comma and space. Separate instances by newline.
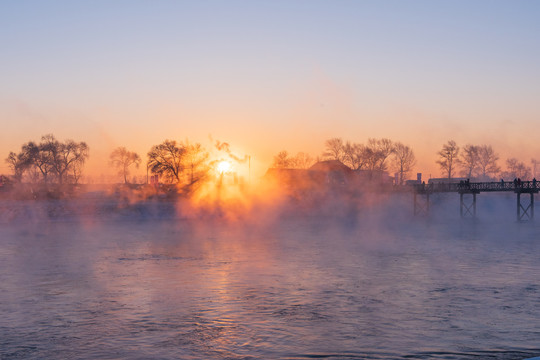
1, 0, 540, 179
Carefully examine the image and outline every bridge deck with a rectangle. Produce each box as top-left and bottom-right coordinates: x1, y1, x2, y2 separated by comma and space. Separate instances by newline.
413, 181, 540, 194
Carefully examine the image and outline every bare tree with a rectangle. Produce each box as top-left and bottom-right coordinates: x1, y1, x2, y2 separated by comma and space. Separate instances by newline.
437, 140, 460, 179
110, 147, 141, 184
70, 157, 86, 184
7, 135, 89, 185
363, 146, 381, 171
272, 151, 292, 169
271, 151, 314, 169
290, 152, 314, 169
392, 142, 416, 185
459, 144, 479, 179
531, 158, 540, 179
476, 145, 500, 180
322, 138, 394, 171
364, 138, 394, 171
5, 151, 31, 182
51, 138, 89, 185
323, 138, 345, 162
147, 140, 185, 183
38, 134, 62, 183
342, 142, 367, 170
21, 134, 89, 185
502, 158, 531, 180
21, 141, 52, 183
183, 142, 210, 185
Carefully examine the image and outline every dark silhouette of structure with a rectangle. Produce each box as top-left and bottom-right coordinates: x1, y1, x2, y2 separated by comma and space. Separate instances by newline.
413, 180, 539, 221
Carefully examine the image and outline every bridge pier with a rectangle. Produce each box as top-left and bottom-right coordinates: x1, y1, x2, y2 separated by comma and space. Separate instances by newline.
414, 192, 430, 216
412, 181, 538, 221
517, 192, 535, 222
460, 192, 477, 218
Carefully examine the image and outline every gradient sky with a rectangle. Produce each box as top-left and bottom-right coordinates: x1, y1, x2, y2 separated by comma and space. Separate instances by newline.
1, 0, 540, 178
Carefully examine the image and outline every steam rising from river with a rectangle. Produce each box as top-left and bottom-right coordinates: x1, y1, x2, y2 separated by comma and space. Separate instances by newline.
2, 179, 540, 359
0, 177, 535, 248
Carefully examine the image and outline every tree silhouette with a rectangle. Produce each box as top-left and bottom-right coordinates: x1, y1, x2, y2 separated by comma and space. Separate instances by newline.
147, 140, 185, 183
323, 138, 345, 162
110, 147, 141, 184
183, 142, 210, 185
291, 152, 314, 169
502, 158, 531, 180
459, 144, 479, 179
7, 134, 88, 184
367, 138, 395, 171
41, 135, 89, 184
22, 141, 52, 182
392, 142, 416, 185
5, 150, 31, 182
272, 151, 315, 169
147, 140, 208, 185
272, 151, 292, 169
342, 142, 367, 170
531, 158, 539, 179
437, 140, 460, 179
476, 145, 500, 180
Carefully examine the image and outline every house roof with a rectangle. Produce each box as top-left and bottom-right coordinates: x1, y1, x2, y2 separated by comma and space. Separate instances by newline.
308, 160, 353, 173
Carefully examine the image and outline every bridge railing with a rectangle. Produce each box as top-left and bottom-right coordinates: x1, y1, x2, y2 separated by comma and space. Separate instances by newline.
412, 180, 540, 193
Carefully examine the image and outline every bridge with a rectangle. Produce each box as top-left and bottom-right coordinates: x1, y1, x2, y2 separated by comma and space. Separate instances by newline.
412, 180, 539, 221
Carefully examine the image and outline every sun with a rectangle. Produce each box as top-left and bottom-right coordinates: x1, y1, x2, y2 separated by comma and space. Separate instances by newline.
217, 160, 232, 174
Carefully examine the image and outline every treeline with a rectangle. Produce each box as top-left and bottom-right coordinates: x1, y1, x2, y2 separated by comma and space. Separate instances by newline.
436, 140, 535, 181
272, 138, 538, 183
4, 135, 539, 186
5, 134, 89, 184
272, 138, 416, 185
3, 135, 213, 189
91, 141, 210, 187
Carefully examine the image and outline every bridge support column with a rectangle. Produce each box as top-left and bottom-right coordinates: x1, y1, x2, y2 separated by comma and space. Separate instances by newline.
517, 192, 535, 221
414, 192, 430, 216
460, 192, 477, 218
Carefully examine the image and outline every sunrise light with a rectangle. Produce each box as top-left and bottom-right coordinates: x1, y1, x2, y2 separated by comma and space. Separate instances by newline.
2, 2, 540, 359
217, 160, 232, 174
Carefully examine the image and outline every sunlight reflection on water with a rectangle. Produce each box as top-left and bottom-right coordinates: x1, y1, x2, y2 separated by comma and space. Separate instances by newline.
1, 216, 540, 359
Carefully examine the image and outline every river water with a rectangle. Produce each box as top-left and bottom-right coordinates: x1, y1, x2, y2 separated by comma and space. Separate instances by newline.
1, 198, 540, 359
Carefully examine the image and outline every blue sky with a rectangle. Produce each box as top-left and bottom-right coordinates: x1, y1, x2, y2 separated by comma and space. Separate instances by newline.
1, 1, 540, 176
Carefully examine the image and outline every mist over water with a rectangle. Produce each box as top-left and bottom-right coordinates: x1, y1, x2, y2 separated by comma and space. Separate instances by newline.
1, 192, 540, 359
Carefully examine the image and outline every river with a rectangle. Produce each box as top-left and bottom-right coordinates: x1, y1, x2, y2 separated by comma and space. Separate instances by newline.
1, 197, 540, 359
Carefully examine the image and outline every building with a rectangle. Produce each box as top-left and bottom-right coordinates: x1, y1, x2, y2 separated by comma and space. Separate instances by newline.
264, 160, 393, 192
